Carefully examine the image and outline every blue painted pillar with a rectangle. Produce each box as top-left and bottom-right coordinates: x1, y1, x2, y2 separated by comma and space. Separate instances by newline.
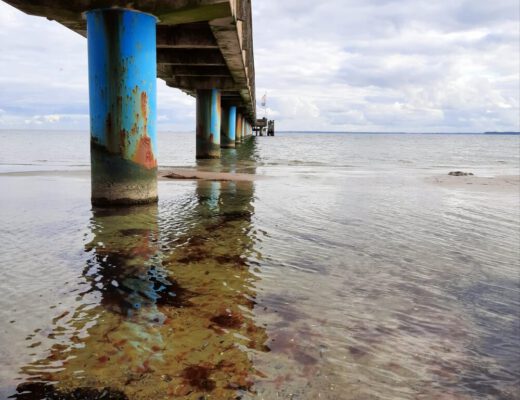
87, 9, 158, 206
196, 89, 221, 158
221, 106, 237, 148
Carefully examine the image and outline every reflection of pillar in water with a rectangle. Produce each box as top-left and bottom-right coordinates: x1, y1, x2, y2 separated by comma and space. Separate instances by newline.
13, 204, 190, 398
161, 178, 269, 396
13, 178, 268, 399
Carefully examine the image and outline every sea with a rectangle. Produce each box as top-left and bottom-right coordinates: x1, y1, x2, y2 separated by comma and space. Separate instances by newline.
0, 131, 519, 399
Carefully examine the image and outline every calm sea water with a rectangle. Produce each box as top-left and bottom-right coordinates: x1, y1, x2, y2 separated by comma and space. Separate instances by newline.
0, 131, 519, 399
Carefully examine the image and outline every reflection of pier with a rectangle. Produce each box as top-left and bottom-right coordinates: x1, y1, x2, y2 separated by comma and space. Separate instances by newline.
5, 0, 257, 205
12, 146, 269, 399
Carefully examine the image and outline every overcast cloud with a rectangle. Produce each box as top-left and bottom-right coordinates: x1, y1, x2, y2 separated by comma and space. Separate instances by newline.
0, 0, 518, 132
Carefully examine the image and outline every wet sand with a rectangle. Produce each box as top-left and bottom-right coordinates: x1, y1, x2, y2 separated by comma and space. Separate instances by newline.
425, 174, 519, 193
1, 169, 261, 183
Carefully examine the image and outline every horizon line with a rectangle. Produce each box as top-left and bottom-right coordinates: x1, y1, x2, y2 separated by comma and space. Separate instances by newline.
0, 129, 519, 135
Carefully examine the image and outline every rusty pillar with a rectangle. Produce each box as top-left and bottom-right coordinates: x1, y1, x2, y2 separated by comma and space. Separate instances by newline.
235, 112, 243, 144
196, 89, 221, 158
87, 9, 158, 206
221, 105, 236, 148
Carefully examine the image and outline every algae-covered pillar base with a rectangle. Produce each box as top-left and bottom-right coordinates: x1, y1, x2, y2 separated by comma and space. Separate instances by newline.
221, 106, 237, 148
87, 9, 158, 206
196, 89, 221, 158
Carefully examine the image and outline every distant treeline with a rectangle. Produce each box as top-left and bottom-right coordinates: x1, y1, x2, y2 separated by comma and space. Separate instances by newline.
484, 132, 520, 135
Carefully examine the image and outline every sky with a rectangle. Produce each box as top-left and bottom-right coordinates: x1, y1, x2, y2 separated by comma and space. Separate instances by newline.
0, 0, 518, 132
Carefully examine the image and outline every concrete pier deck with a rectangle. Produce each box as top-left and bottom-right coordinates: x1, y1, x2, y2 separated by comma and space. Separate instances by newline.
3, 0, 256, 121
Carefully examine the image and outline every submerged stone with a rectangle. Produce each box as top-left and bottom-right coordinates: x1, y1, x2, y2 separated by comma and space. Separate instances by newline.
12, 382, 128, 399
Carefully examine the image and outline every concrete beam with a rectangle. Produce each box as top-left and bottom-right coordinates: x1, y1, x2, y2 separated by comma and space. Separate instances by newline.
158, 2, 231, 25
166, 76, 238, 90
210, 1, 255, 121
157, 49, 226, 65
159, 65, 231, 77
156, 23, 218, 49
3, 1, 232, 24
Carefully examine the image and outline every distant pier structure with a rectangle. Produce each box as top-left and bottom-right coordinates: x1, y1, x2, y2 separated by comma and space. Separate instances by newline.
254, 92, 275, 136
254, 117, 275, 136
5, 0, 257, 205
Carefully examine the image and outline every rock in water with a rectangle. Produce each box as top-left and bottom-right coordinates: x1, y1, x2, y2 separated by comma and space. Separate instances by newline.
448, 171, 474, 176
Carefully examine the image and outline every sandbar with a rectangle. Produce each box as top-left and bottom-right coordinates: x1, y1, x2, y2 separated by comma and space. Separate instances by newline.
425, 174, 519, 193
159, 168, 260, 182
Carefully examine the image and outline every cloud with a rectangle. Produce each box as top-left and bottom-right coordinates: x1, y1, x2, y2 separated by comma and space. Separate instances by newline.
0, 0, 518, 132
253, 0, 519, 132
0, 1, 195, 131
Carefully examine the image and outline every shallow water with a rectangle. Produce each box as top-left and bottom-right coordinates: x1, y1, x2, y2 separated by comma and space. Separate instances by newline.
0, 132, 519, 399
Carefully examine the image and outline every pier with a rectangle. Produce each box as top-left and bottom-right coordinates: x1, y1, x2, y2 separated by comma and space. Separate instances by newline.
5, 0, 256, 205
254, 117, 275, 136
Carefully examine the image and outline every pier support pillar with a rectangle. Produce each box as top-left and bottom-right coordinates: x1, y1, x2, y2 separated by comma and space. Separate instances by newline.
221, 106, 237, 148
87, 9, 158, 206
196, 89, 221, 158
235, 112, 243, 144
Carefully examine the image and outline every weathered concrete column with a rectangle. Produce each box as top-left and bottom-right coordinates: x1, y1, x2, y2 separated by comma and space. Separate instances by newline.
87, 9, 158, 206
235, 112, 243, 144
196, 89, 221, 158
221, 105, 237, 148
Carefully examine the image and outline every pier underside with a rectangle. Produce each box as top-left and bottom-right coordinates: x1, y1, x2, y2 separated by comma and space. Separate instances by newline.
3, 0, 256, 122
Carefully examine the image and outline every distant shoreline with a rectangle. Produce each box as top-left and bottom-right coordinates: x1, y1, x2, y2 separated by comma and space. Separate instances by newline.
278, 131, 520, 135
